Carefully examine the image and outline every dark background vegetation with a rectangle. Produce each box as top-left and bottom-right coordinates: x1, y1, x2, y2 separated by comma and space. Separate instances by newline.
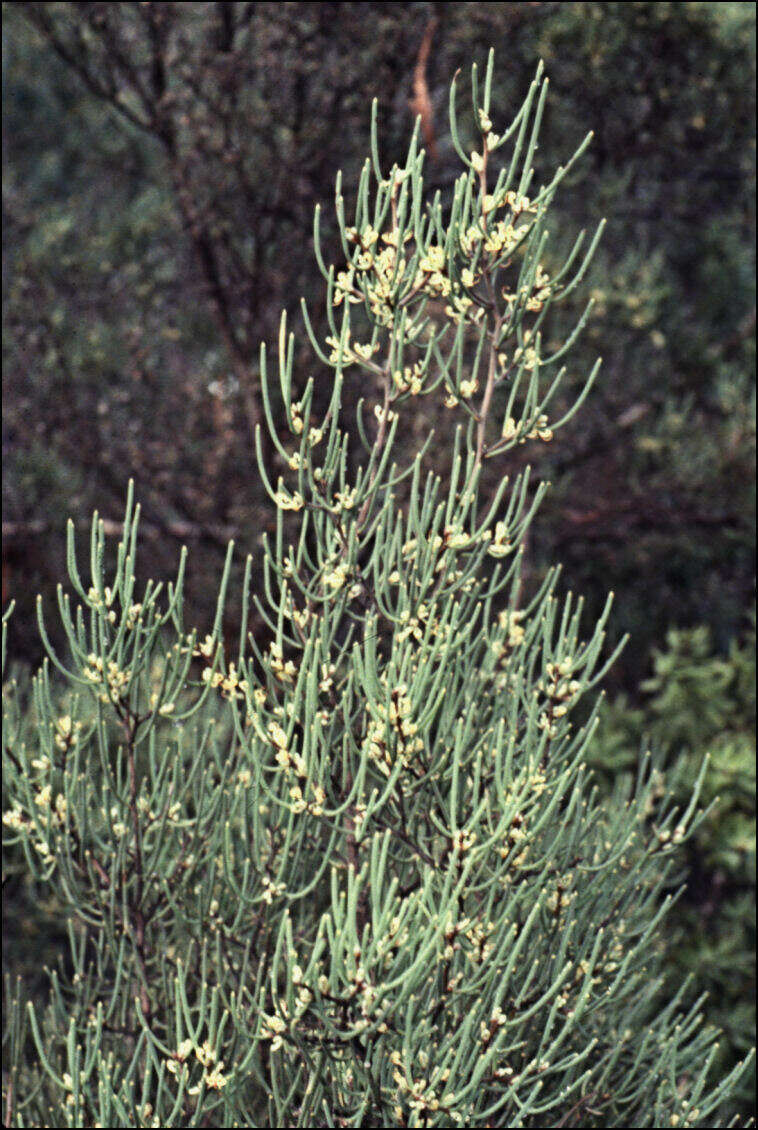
3, 0, 755, 1119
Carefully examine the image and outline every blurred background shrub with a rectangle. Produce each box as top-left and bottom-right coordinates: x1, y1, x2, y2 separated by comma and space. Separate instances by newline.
3, 2, 754, 676
589, 616, 756, 1113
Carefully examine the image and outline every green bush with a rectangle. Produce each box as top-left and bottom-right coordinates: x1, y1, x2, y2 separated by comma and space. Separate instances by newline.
591, 621, 756, 1117
2, 55, 752, 1128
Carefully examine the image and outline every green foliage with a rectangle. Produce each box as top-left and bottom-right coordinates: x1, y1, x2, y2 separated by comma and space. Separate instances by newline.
594, 621, 755, 870
2, 56, 753, 1128
591, 621, 756, 1115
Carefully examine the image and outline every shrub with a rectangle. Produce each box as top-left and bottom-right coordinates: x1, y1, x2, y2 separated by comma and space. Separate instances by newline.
590, 621, 756, 1118
2, 54, 752, 1128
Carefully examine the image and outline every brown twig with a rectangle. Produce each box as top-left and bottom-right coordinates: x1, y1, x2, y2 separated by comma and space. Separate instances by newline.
410, 17, 439, 161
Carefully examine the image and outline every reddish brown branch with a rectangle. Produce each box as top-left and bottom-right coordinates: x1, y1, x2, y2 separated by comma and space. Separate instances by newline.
410, 17, 438, 160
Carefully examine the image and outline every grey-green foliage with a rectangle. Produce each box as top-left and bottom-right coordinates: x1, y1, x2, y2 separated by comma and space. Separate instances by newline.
2, 55, 752, 1128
